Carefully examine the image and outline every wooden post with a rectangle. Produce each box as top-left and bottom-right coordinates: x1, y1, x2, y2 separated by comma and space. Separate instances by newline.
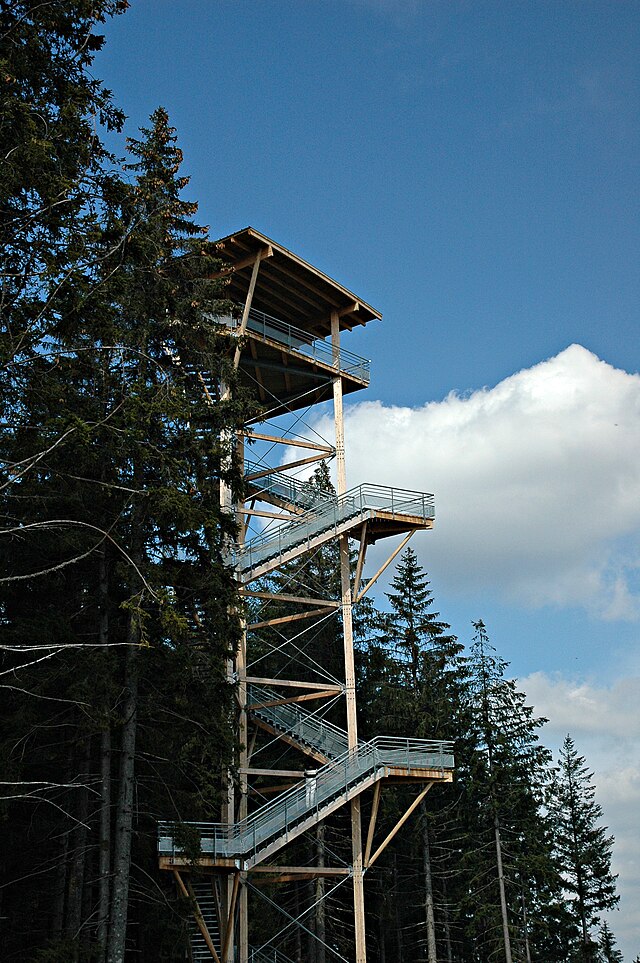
222, 252, 262, 963
332, 310, 367, 963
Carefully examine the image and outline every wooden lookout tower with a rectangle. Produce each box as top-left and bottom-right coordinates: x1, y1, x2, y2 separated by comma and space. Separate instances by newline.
158, 228, 454, 962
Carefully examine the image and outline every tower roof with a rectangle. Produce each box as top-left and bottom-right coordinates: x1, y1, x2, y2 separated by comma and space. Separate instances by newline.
213, 227, 382, 336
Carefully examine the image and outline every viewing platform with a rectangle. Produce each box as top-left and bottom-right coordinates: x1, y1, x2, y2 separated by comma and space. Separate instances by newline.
230, 483, 435, 583
158, 736, 453, 871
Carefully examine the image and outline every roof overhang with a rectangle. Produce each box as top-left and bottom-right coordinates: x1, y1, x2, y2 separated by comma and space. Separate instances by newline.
213, 227, 382, 337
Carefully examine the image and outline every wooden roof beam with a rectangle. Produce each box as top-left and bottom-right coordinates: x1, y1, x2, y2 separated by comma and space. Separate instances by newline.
207, 246, 272, 280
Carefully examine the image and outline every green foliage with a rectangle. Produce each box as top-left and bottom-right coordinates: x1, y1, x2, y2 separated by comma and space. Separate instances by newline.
548, 735, 620, 959
1, 34, 256, 959
598, 921, 623, 963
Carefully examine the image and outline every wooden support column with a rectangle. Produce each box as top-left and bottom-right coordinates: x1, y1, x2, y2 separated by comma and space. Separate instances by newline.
221, 247, 263, 963
222, 873, 241, 963
332, 309, 367, 963
223, 248, 268, 961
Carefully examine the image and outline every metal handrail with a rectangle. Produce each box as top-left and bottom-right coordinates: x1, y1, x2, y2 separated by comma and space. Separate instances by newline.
249, 947, 297, 963
244, 460, 327, 512
230, 482, 435, 574
220, 307, 371, 383
248, 684, 348, 760
158, 735, 453, 863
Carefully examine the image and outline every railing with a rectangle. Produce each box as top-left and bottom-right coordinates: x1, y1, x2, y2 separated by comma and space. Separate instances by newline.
249, 946, 297, 963
244, 460, 327, 513
248, 684, 348, 760
221, 307, 371, 383
230, 483, 435, 575
158, 736, 453, 864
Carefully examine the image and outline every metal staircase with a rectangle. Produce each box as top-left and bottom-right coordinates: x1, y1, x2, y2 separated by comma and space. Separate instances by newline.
231, 482, 435, 582
189, 881, 221, 962
248, 685, 348, 762
244, 460, 326, 514
159, 691, 453, 870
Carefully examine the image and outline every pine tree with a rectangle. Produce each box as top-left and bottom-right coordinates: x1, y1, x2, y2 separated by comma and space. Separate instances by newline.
462, 621, 563, 963
548, 735, 619, 962
362, 549, 469, 963
598, 921, 623, 963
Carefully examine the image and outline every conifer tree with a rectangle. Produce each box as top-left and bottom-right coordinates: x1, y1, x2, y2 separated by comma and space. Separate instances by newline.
462, 620, 562, 963
598, 921, 623, 963
363, 549, 469, 963
548, 735, 619, 962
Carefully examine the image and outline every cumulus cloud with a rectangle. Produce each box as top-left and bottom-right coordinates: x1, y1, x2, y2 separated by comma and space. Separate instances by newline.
523, 671, 640, 957
319, 345, 640, 618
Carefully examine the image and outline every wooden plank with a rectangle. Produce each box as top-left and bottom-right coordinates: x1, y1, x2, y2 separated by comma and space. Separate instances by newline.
233, 251, 264, 370
356, 531, 414, 602
367, 783, 433, 869
240, 430, 334, 453
207, 247, 272, 280
241, 767, 305, 777
249, 689, 339, 709
239, 590, 339, 608
249, 865, 349, 876
242, 508, 298, 521
248, 606, 335, 631
243, 675, 342, 692
353, 522, 368, 599
364, 781, 382, 867
244, 451, 328, 481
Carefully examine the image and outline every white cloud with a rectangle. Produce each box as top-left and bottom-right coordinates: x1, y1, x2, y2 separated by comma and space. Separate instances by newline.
319, 345, 640, 618
523, 671, 640, 958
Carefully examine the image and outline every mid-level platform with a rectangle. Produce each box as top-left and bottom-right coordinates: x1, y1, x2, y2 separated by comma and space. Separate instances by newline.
158, 736, 453, 871
230, 482, 434, 582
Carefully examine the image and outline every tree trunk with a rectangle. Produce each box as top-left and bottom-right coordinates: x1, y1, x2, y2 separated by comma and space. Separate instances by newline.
106, 616, 139, 963
494, 813, 513, 963
98, 726, 112, 960
315, 822, 326, 963
97, 545, 111, 962
97, 545, 111, 963
392, 852, 403, 963
441, 874, 453, 963
52, 824, 70, 940
521, 886, 532, 963
64, 738, 91, 957
422, 804, 437, 963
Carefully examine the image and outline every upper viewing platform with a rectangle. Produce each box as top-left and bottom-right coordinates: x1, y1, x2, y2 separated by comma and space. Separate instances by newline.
213, 228, 381, 417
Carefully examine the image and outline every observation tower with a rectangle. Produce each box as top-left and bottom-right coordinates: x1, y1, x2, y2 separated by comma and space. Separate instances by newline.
158, 228, 454, 962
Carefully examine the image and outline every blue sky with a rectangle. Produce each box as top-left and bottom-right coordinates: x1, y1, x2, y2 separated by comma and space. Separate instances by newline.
97, 1, 639, 954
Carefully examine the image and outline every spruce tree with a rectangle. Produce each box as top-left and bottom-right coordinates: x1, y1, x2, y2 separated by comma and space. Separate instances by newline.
462, 621, 564, 963
598, 921, 623, 963
548, 735, 619, 962
362, 549, 469, 963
